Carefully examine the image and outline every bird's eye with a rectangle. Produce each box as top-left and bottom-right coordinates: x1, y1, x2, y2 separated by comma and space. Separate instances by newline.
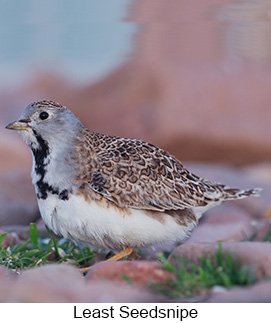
39, 112, 49, 120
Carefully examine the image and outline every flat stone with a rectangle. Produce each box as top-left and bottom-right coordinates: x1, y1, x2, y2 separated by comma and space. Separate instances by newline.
0, 264, 159, 302
185, 220, 254, 243
201, 204, 252, 224
83, 281, 161, 303
251, 220, 271, 241
0, 265, 18, 281
86, 260, 175, 290
204, 281, 271, 303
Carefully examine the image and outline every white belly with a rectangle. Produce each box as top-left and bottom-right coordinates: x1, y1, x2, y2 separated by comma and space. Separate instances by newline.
38, 193, 196, 250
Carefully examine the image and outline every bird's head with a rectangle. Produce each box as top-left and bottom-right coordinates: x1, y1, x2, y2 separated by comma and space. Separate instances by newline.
6, 100, 83, 151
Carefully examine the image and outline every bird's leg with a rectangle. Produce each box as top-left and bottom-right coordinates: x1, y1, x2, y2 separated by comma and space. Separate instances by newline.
78, 246, 134, 274
106, 246, 134, 262
79, 266, 91, 274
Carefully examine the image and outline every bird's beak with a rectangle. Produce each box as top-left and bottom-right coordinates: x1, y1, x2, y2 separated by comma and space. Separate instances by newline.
5, 119, 30, 131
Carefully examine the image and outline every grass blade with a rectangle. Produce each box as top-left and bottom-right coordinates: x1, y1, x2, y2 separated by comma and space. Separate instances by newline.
0, 233, 7, 245
29, 223, 38, 249
11, 238, 31, 252
45, 225, 60, 258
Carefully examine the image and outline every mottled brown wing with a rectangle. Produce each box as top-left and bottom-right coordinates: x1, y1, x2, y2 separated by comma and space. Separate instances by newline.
87, 133, 222, 211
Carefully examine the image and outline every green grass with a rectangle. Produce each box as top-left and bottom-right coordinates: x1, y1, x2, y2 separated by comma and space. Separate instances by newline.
152, 243, 257, 299
0, 223, 95, 271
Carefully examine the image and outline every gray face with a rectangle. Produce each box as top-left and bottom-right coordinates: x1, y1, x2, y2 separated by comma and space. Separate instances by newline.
6, 101, 83, 150
6, 101, 84, 198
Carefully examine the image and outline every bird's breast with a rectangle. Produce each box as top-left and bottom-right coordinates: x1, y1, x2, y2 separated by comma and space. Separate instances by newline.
37, 186, 197, 250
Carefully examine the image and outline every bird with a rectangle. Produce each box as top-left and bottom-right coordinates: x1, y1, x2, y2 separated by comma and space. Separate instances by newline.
6, 100, 260, 263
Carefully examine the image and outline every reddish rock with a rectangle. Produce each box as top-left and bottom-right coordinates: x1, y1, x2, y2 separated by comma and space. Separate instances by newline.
204, 281, 271, 303
169, 241, 271, 280
251, 220, 271, 242
0, 264, 85, 302
0, 264, 159, 302
243, 163, 271, 186
186, 218, 255, 244
86, 260, 175, 290
184, 202, 259, 243
0, 265, 18, 281
83, 281, 161, 303
0, 229, 19, 248
201, 204, 252, 224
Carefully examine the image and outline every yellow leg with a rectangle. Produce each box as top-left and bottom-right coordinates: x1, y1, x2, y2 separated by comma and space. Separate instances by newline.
106, 246, 133, 262
78, 246, 134, 274
79, 266, 91, 274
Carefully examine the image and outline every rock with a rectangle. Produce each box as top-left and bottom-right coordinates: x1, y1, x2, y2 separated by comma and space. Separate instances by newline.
185, 220, 255, 244
201, 204, 252, 224
184, 204, 258, 243
0, 265, 18, 281
86, 260, 175, 290
0, 264, 84, 302
0, 229, 19, 248
0, 171, 39, 226
204, 281, 271, 303
244, 163, 271, 186
251, 220, 271, 242
169, 241, 271, 280
83, 281, 161, 303
0, 264, 159, 302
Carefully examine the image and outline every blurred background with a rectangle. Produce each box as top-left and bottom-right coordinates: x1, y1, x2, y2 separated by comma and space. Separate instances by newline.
0, 0, 270, 226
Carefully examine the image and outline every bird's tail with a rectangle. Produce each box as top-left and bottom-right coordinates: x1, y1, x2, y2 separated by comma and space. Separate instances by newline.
223, 187, 262, 200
